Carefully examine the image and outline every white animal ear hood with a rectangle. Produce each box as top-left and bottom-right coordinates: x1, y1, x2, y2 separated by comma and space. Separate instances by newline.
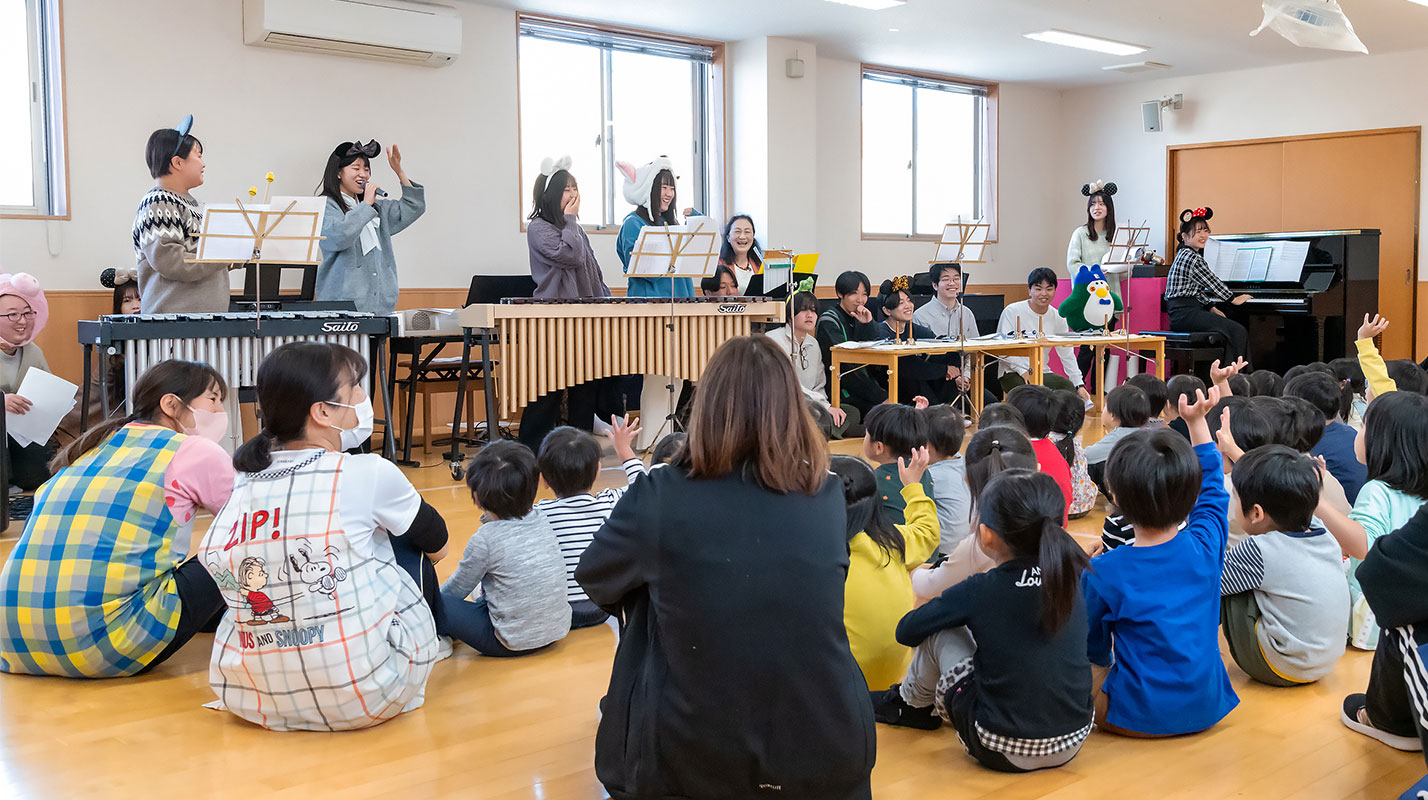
618, 155, 674, 208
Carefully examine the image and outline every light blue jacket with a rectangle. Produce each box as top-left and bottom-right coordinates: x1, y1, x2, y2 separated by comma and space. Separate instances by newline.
316, 182, 426, 314
616, 211, 695, 298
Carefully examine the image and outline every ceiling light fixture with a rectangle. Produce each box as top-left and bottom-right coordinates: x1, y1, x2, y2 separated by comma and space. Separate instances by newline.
1103, 61, 1172, 73
823, 0, 906, 10
1024, 29, 1148, 56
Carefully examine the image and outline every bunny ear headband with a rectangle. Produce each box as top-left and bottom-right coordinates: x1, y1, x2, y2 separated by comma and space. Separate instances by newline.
540, 155, 573, 178
1081, 180, 1118, 197
100, 267, 138, 289
1180, 207, 1214, 224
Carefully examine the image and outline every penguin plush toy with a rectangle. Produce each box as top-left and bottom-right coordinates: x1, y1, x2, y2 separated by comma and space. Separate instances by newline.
1058, 264, 1123, 331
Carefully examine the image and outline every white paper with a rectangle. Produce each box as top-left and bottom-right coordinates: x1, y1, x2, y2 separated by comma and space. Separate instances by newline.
6, 369, 78, 447
628, 218, 721, 278
196, 197, 325, 264
934, 219, 989, 263
1206, 238, 1311, 283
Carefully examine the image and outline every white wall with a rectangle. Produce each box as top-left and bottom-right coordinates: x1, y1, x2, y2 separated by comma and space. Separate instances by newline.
0, 0, 558, 292
1058, 48, 1428, 271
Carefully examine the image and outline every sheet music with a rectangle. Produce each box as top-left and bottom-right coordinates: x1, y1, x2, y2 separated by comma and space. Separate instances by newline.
1205, 238, 1311, 283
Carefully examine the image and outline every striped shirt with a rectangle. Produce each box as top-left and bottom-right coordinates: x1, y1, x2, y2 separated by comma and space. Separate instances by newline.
1164, 246, 1232, 306
536, 458, 646, 602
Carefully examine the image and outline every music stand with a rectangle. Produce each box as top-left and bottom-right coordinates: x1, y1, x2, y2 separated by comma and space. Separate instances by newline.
1100, 220, 1152, 385
192, 195, 326, 323
628, 218, 721, 448
931, 216, 992, 264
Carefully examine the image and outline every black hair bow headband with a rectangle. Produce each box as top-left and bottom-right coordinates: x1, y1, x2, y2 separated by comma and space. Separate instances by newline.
1081, 180, 1118, 197
343, 140, 381, 158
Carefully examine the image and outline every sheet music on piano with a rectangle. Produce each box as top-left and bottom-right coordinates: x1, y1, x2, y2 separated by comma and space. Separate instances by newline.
1204, 238, 1311, 283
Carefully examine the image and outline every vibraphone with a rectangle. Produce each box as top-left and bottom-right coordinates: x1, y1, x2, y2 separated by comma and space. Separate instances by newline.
76, 311, 396, 457
446, 297, 784, 475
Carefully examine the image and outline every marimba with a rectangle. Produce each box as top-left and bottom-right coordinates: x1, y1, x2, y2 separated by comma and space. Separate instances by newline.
446, 297, 783, 475
76, 311, 395, 456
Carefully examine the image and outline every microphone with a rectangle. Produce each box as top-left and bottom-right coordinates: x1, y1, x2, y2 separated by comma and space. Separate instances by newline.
358, 180, 387, 198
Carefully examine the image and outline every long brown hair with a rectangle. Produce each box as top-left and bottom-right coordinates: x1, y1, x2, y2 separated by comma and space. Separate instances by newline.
672, 335, 829, 495
51, 360, 227, 471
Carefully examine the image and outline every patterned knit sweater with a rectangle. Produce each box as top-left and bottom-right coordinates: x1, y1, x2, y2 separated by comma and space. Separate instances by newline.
132, 187, 231, 313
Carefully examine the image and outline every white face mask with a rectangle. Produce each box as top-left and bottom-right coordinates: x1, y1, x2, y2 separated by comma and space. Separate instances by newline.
325, 397, 374, 450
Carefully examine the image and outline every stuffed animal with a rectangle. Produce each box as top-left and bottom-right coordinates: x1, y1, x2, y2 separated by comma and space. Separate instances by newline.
1058, 264, 1123, 331
1134, 246, 1164, 266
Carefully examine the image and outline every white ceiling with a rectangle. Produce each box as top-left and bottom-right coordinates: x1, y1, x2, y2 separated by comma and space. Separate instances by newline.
472, 0, 1428, 86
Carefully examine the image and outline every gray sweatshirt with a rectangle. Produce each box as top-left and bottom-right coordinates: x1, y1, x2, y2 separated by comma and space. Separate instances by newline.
1221, 527, 1349, 681
315, 183, 426, 315
440, 508, 571, 651
528, 216, 609, 299
132, 187, 232, 314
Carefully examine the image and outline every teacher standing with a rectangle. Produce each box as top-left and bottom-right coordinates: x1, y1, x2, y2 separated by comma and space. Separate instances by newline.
1066, 180, 1126, 387
315, 140, 426, 315
518, 156, 621, 448
576, 335, 875, 800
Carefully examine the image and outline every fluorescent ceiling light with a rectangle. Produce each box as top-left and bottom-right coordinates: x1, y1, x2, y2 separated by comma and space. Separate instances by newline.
1024, 29, 1148, 56
1103, 61, 1172, 73
824, 0, 906, 10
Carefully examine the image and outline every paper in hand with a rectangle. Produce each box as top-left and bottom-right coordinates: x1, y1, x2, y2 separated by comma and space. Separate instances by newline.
6, 369, 78, 447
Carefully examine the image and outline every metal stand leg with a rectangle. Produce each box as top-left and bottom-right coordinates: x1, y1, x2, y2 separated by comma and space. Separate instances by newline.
80, 345, 93, 431
482, 337, 497, 446
376, 336, 396, 461
447, 328, 474, 480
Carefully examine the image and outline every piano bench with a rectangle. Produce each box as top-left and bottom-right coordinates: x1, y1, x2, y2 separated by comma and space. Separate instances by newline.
1139, 330, 1226, 383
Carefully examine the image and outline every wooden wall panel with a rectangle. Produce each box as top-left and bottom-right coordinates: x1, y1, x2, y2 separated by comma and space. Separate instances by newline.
1281, 131, 1420, 357
1171, 142, 1286, 237
1169, 128, 1421, 359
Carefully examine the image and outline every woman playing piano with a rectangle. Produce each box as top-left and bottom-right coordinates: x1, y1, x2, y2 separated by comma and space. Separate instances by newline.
315, 139, 426, 315
518, 156, 621, 448
1165, 207, 1253, 366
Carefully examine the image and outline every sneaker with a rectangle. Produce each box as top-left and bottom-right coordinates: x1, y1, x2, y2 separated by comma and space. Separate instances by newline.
1341, 694, 1424, 751
871, 683, 941, 730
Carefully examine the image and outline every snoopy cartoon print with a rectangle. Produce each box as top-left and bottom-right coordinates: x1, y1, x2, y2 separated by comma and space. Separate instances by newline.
237, 556, 290, 626
288, 540, 349, 600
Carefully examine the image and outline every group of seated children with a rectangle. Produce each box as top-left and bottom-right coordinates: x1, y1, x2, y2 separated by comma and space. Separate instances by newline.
7, 307, 1428, 764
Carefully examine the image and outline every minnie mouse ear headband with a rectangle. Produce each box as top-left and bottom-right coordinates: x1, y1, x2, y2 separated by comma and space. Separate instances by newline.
540, 155, 573, 178
1180, 206, 1214, 224
617, 155, 675, 207
1081, 180, 1118, 197
0, 272, 49, 345
331, 140, 381, 168
100, 267, 138, 289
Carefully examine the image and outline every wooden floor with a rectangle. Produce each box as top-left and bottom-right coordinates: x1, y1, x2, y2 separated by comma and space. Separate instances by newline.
0, 421, 1422, 799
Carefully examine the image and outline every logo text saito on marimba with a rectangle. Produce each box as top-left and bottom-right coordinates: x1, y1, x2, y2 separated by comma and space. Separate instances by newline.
716, 304, 747, 313
321, 322, 361, 333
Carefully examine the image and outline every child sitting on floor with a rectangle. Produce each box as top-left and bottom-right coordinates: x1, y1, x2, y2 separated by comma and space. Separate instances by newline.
831, 448, 940, 690
923, 405, 971, 556
886, 469, 1092, 773
1328, 357, 1367, 429
1341, 502, 1428, 757
534, 417, 647, 629
1003, 384, 1072, 524
1285, 371, 1367, 503
1164, 374, 1206, 441
1083, 385, 1240, 736
1085, 384, 1150, 494
441, 440, 572, 657
1246, 369, 1285, 398
1126, 373, 1169, 429
1221, 445, 1349, 686
650, 431, 685, 467
1050, 390, 1097, 519
863, 403, 934, 525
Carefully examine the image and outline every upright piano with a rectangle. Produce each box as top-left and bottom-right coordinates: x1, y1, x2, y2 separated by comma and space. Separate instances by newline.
1209, 229, 1379, 372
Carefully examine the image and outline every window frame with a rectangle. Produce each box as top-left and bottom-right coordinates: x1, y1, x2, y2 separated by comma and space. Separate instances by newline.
515, 14, 725, 234
1, 0, 69, 220
858, 63, 997, 242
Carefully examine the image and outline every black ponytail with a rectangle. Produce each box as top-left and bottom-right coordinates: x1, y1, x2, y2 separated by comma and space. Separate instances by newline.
964, 426, 1037, 525
233, 341, 367, 473
980, 469, 1090, 635
829, 455, 905, 566
51, 360, 226, 472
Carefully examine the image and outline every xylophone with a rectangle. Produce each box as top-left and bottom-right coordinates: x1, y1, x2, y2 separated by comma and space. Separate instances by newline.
446, 297, 783, 475
76, 311, 395, 456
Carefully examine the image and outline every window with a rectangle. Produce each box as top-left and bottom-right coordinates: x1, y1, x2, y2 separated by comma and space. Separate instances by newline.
1, 0, 66, 217
860, 67, 992, 238
518, 17, 719, 229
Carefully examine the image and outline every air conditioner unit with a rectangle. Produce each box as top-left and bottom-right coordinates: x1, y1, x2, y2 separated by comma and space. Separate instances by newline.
242, 0, 462, 67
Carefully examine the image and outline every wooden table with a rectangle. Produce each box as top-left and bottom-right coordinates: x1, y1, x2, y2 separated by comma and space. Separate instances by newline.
829, 338, 1045, 416
830, 333, 1167, 416
1032, 333, 1167, 413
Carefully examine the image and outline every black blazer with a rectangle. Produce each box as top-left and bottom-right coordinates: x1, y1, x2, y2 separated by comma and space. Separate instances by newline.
576, 466, 875, 800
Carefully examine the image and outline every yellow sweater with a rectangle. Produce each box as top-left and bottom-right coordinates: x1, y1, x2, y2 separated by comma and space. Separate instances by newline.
1355, 337, 1396, 399
845, 483, 941, 690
